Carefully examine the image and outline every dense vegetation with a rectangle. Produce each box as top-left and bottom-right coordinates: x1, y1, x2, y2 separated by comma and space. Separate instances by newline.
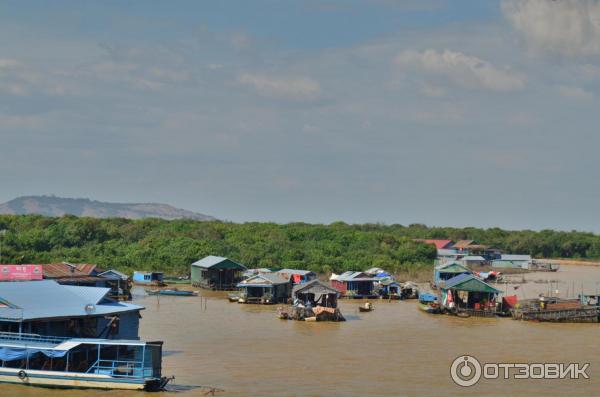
0, 215, 599, 276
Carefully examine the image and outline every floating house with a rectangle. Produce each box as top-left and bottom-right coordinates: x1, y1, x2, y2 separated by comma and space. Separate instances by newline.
191, 256, 247, 290
440, 273, 501, 317
132, 271, 164, 286
292, 279, 339, 308
276, 269, 316, 284
243, 268, 272, 278
331, 272, 377, 298
435, 249, 463, 264
526, 260, 560, 272
433, 261, 471, 286
98, 269, 133, 300
0, 281, 168, 391
236, 273, 292, 304
0, 280, 143, 339
43, 263, 110, 287
459, 255, 487, 267
491, 254, 532, 269
376, 278, 402, 299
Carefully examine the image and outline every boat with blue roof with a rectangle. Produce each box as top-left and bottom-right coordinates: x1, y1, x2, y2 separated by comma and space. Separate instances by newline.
0, 332, 169, 390
0, 280, 171, 390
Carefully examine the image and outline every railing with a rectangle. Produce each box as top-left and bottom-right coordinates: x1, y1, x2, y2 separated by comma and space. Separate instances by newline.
87, 359, 152, 378
0, 331, 69, 345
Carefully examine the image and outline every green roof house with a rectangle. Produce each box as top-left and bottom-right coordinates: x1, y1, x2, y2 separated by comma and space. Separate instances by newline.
191, 256, 247, 290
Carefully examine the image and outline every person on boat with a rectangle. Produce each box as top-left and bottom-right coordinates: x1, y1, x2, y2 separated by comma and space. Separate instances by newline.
539, 294, 545, 309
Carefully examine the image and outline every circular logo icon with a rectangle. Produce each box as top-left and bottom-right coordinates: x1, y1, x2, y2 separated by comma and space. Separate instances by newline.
450, 355, 482, 387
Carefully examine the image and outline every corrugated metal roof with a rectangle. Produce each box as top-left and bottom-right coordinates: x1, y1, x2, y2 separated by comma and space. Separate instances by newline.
238, 273, 290, 286
500, 254, 532, 261
74, 263, 97, 275
336, 271, 375, 282
98, 269, 129, 280
62, 285, 109, 303
461, 256, 486, 261
292, 279, 338, 295
191, 255, 247, 270
452, 240, 475, 249
43, 263, 89, 278
423, 239, 453, 249
277, 269, 315, 276
0, 280, 143, 321
435, 261, 469, 271
443, 273, 500, 293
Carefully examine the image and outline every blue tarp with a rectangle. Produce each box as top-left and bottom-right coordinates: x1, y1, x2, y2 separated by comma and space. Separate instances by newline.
0, 347, 68, 361
376, 272, 391, 278
418, 293, 438, 302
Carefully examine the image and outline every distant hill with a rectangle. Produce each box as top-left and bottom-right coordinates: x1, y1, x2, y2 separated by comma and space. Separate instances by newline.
0, 195, 217, 221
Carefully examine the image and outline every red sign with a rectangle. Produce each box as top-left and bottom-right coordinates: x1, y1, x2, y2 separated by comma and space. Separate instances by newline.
0, 265, 43, 281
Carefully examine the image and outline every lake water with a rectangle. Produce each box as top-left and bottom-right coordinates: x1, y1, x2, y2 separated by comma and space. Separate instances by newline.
4, 265, 600, 397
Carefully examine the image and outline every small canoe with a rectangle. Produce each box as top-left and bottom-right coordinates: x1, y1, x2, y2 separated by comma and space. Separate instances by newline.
146, 289, 198, 297
359, 303, 374, 312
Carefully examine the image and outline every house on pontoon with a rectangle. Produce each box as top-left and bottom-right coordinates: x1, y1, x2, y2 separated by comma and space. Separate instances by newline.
433, 261, 471, 287
0, 280, 143, 339
191, 256, 247, 290
292, 280, 339, 308
440, 273, 501, 316
236, 273, 293, 304
330, 271, 377, 298
491, 254, 532, 269
132, 271, 164, 286
458, 255, 487, 267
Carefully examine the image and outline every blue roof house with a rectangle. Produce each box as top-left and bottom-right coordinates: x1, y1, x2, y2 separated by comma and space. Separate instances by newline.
0, 280, 144, 339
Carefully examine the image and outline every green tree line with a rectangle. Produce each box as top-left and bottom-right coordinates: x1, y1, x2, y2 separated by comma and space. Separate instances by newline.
0, 215, 598, 275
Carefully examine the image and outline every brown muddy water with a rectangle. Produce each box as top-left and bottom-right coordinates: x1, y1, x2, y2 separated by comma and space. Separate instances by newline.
5, 265, 600, 397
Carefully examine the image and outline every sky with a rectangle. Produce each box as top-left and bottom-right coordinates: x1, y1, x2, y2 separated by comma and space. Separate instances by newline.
1, 0, 600, 231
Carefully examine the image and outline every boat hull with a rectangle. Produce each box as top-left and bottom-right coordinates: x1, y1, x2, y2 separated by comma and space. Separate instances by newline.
418, 302, 441, 314
0, 368, 149, 391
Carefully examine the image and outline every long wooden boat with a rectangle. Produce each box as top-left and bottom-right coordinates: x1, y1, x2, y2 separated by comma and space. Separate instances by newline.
145, 289, 198, 296
418, 292, 441, 314
0, 332, 170, 391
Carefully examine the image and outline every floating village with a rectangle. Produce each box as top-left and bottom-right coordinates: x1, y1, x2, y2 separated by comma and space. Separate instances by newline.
0, 239, 599, 391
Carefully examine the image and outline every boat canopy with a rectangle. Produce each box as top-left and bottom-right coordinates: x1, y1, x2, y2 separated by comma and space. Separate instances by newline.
0, 346, 68, 361
419, 293, 438, 302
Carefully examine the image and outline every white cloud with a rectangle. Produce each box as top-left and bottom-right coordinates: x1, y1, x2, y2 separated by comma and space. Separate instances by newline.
557, 85, 595, 100
395, 49, 526, 92
502, 0, 600, 56
238, 73, 321, 100
420, 83, 446, 98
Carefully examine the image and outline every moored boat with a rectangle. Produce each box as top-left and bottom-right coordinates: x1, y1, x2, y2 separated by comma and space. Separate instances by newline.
0, 332, 171, 391
227, 293, 240, 302
418, 292, 441, 314
145, 289, 198, 296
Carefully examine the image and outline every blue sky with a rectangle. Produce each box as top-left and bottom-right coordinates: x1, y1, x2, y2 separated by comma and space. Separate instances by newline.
1, 0, 600, 231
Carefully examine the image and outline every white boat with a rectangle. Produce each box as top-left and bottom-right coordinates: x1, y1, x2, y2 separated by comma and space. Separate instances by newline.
0, 332, 170, 391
